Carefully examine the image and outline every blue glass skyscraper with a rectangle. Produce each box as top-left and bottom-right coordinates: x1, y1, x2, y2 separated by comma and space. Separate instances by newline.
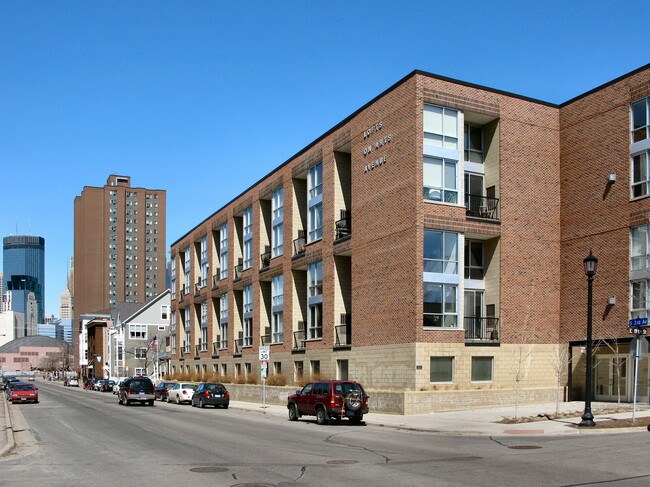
3, 235, 45, 327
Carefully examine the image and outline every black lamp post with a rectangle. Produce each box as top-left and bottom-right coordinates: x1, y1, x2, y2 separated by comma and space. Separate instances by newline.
579, 250, 598, 427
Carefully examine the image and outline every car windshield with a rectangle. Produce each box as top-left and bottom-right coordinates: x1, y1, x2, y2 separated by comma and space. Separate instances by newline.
13, 384, 34, 391
182, 384, 196, 390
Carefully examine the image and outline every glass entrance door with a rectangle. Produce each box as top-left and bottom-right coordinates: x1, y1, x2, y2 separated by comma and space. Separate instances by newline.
594, 355, 629, 402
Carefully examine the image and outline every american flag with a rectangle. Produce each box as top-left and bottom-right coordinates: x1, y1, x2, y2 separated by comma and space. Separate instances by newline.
149, 335, 158, 348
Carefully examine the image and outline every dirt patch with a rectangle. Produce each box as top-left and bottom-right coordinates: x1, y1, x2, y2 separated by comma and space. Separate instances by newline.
498, 407, 650, 428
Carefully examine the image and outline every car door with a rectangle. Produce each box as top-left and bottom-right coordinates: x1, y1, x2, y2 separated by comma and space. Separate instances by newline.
170, 383, 180, 401
297, 383, 314, 415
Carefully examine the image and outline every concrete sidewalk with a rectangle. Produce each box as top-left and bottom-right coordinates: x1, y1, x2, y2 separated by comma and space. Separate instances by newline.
230, 400, 650, 436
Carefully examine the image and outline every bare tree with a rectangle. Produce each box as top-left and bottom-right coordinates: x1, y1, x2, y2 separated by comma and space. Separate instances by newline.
513, 342, 533, 419
550, 346, 571, 414
39, 342, 73, 373
124, 342, 158, 376
593, 333, 626, 405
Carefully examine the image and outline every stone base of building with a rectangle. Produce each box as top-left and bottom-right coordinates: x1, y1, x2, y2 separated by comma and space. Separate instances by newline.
223, 383, 558, 415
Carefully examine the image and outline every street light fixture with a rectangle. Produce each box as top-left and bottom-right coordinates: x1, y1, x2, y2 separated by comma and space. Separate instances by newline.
579, 249, 598, 427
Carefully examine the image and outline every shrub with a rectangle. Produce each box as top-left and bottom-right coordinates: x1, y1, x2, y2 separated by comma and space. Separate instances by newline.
267, 373, 287, 386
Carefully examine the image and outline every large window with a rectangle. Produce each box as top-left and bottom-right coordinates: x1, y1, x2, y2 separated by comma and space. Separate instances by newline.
200, 236, 208, 287
243, 207, 253, 270
307, 261, 323, 339
633, 97, 649, 143
631, 225, 650, 271
170, 257, 176, 300
272, 188, 284, 258
424, 230, 458, 274
631, 280, 650, 319
219, 293, 228, 349
129, 324, 147, 339
220, 223, 228, 279
471, 356, 493, 382
272, 274, 284, 343
183, 247, 191, 293
308, 163, 323, 243
184, 308, 191, 353
424, 105, 458, 150
424, 282, 457, 328
464, 240, 484, 279
423, 156, 458, 203
243, 285, 253, 346
430, 356, 454, 383
464, 124, 484, 163
632, 97, 650, 198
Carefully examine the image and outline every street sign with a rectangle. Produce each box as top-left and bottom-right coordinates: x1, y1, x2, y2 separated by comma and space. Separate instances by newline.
259, 346, 270, 361
629, 327, 648, 335
629, 317, 648, 327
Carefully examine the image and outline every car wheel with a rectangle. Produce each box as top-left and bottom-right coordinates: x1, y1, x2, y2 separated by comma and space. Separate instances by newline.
148, 400, 154, 406
118, 396, 122, 405
176, 396, 181, 405
350, 415, 363, 424
316, 407, 328, 425
223, 404, 228, 409
199, 399, 205, 409
288, 404, 299, 421
125, 399, 130, 406
344, 391, 362, 412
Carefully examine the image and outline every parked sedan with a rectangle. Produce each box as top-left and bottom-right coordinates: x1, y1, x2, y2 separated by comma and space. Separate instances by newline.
10, 383, 39, 404
154, 381, 176, 401
5, 378, 21, 397
191, 382, 230, 409
67, 378, 79, 387
168, 383, 196, 404
99, 380, 115, 392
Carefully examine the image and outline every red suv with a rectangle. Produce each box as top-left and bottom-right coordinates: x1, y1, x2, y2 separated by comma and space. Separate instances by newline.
287, 380, 369, 425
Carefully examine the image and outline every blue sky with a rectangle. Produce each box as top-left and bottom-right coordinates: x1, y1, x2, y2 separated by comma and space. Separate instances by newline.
1, 1, 648, 316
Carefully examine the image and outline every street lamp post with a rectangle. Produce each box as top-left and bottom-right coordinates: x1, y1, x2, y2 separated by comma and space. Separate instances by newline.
579, 250, 598, 427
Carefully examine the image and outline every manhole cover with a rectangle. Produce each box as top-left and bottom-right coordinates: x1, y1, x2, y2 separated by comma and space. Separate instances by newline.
326, 460, 358, 465
190, 466, 229, 473
508, 445, 542, 450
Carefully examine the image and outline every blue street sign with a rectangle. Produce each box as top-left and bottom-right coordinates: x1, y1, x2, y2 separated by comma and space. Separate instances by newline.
629, 318, 649, 327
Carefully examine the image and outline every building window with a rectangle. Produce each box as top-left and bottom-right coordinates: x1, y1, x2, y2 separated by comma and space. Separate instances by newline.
307, 163, 323, 243
633, 96, 649, 143
129, 324, 147, 339
135, 368, 145, 376
310, 360, 320, 377
307, 261, 323, 339
631, 280, 650, 319
424, 282, 457, 328
337, 359, 348, 381
220, 223, 228, 280
464, 240, 484, 279
424, 230, 458, 274
161, 305, 169, 321
294, 361, 303, 381
471, 356, 493, 382
272, 274, 284, 343
201, 301, 208, 327
134, 347, 147, 359
243, 206, 253, 270
632, 151, 650, 198
272, 188, 284, 258
170, 257, 176, 300
423, 156, 458, 204
200, 236, 208, 287
464, 124, 484, 163
219, 293, 228, 349
184, 247, 191, 293
424, 104, 459, 150
243, 285, 253, 347
430, 356, 454, 383
201, 327, 208, 352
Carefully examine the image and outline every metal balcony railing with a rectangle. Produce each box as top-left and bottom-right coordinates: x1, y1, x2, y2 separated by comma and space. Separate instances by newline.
464, 317, 500, 342
234, 264, 243, 280
212, 271, 220, 290
260, 334, 271, 346
234, 338, 243, 355
194, 281, 201, 297
335, 313, 352, 347
212, 341, 220, 358
260, 250, 271, 269
293, 231, 306, 256
194, 344, 201, 358
465, 194, 500, 221
335, 214, 351, 240
293, 330, 306, 350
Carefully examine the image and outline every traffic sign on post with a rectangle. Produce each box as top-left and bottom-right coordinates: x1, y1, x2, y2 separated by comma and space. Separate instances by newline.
629, 317, 648, 327
259, 346, 270, 361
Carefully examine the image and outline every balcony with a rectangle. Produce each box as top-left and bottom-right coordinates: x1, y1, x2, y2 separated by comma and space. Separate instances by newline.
293, 230, 306, 257
179, 286, 186, 303
234, 338, 243, 356
260, 334, 271, 346
212, 340, 220, 358
234, 259, 243, 281
194, 344, 201, 358
179, 349, 185, 361
335, 211, 351, 240
212, 271, 220, 290
465, 194, 499, 221
260, 249, 271, 269
464, 317, 500, 343
293, 330, 306, 351
334, 313, 351, 348
194, 280, 201, 297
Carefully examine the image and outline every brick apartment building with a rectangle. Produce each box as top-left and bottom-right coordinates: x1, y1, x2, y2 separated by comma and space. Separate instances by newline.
74, 175, 167, 370
168, 64, 650, 413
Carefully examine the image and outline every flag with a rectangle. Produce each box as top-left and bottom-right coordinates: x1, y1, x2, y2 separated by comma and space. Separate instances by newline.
149, 335, 158, 348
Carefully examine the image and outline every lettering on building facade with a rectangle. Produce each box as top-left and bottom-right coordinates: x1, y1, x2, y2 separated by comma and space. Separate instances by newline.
362, 121, 392, 173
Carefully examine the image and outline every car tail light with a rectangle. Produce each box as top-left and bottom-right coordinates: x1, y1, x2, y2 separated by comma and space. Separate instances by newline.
204, 391, 210, 397
225, 391, 230, 399
182, 390, 188, 395
127, 388, 132, 395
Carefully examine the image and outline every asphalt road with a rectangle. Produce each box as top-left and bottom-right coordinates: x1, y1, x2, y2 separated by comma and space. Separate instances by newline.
1, 380, 650, 487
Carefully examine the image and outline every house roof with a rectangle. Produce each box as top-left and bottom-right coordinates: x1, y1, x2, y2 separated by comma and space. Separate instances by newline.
0, 335, 68, 353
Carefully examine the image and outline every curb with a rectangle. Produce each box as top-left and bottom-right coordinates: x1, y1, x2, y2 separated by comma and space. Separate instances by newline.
0, 394, 15, 457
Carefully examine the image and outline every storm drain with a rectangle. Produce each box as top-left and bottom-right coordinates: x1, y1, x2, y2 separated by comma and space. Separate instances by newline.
508, 445, 542, 450
326, 460, 358, 465
190, 466, 229, 473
